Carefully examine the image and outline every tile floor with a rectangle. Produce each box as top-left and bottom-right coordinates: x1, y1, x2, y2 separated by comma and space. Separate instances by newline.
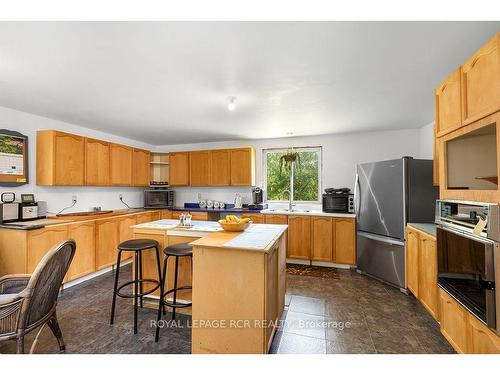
0, 265, 454, 354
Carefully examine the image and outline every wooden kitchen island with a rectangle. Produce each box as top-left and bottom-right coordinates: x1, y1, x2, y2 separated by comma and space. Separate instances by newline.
132, 219, 287, 354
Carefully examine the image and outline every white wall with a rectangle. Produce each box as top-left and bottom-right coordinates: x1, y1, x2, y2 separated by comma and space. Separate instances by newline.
155, 128, 425, 207
0, 106, 153, 214
418, 122, 435, 159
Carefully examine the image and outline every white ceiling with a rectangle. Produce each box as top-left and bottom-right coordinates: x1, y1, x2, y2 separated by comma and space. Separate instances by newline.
0, 22, 498, 145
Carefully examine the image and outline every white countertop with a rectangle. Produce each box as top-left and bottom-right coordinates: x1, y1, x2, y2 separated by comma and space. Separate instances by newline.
132, 219, 224, 237
260, 209, 355, 218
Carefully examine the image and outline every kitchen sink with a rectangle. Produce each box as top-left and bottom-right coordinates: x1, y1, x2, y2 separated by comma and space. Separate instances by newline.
265, 209, 310, 213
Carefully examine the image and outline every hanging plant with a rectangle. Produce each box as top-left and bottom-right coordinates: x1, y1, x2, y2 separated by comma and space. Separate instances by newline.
279, 147, 301, 175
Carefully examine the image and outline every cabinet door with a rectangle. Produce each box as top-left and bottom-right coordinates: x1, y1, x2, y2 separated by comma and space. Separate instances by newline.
54, 132, 85, 185
462, 33, 500, 124
210, 150, 230, 186
27, 226, 69, 273
95, 218, 120, 270
118, 215, 137, 260
190, 151, 211, 186
435, 68, 462, 136
190, 211, 208, 221
132, 148, 150, 187
468, 314, 500, 354
439, 288, 468, 353
242, 213, 265, 223
287, 216, 311, 260
66, 222, 96, 281
230, 148, 255, 186
169, 152, 190, 186
311, 217, 332, 262
264, 215, 288, 225
110, 144, 133, 186
85, 138, 110, 186
406, 228, 420, 297
136, 211, 156, 224
333, 218, 356, 265
170, 210, 184, 219
418, 235, 438, 319
161, 210, 172, 219
433, 124, 439, 186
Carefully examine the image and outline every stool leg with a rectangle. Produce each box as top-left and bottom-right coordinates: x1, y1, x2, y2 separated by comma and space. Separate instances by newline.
139, 250, 144, 308
110, 250, 122, 325
172, 256, 179, 321
161, 255, 168, 316
155, 248, 164, 343
134, 251, 139, 334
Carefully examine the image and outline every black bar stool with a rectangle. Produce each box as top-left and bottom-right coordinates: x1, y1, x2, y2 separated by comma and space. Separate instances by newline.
155, 243, 193, 342
110, 239, 162, 334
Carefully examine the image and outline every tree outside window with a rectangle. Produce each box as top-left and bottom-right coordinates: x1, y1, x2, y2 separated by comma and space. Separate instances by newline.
264, 147, 321, 202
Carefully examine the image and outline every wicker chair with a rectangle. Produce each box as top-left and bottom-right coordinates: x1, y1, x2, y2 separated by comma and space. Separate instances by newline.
0, 239, 76, 354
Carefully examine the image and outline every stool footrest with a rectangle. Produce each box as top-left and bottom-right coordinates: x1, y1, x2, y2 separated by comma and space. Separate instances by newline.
116, 279, 161, 299
162, 286, 192, 308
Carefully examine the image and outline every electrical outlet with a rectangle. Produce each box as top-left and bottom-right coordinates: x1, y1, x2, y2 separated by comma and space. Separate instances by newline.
71, 195, 77, 203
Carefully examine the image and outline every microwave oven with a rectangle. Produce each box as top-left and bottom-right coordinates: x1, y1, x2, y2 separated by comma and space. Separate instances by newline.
144, 189, 174, 208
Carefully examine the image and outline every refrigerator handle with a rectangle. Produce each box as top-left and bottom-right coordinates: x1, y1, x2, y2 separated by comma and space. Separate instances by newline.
354, 172, 360, 220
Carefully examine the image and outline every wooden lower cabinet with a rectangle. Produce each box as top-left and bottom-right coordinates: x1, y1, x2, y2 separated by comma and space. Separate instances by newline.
287, 216, 311, 260
161, 209, 172, 219
66, 221, 96, 281
118, 214, 137, 260
95, 218, 120, 270
264, 214, 288, 225
406, 227, 420, 296
27, 225, 69, 273
311, 217, 332, 262
241, 213, 265, 223
333, 218, 356, 265
468, 314, 500, 354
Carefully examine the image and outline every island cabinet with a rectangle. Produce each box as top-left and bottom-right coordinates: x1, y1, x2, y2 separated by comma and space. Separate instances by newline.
190, 150, 211, 186
132, 148, 150, 187
405, 225, 438, 320
95, 217, 120, 270
435, 68, 462, 137
311, 217, 332, 262
209, 149, 230, 186
287, 215, 311, 260
36, 130, 85, 186
65, 221, 96, 281
461, 33, 500, 125
85, 138, 110, 186
169, 152, 190, 186
110, 143, 133, 186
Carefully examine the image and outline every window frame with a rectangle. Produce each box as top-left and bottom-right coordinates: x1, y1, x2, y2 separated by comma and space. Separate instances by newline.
262, 146, 323, 204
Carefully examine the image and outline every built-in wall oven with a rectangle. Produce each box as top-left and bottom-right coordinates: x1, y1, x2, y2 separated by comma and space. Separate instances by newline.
144, 189, 174, 208
436, 200, 500, 332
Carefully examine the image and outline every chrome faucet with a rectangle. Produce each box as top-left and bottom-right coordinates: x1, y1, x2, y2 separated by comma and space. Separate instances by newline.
281, 189, 294, 212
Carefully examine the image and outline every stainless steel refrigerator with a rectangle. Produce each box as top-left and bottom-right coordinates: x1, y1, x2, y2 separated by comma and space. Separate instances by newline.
355, 157, 438, 291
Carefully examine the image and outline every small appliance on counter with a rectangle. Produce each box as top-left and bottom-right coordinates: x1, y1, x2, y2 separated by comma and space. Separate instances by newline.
248, 187, 268, 210
19, 194, 38, 221
0, 192, 19, 224
322, 188, 354, 213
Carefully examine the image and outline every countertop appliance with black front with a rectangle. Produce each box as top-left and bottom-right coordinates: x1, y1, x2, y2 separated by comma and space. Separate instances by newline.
355, 157, 439, 291
144, 188, 174, 208
322, 188, 354, 213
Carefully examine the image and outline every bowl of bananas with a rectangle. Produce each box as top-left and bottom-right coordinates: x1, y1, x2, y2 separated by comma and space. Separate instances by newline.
218, 215, 252, 232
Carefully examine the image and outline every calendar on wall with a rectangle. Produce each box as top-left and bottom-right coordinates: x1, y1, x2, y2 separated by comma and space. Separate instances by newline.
0, 130, 28, 186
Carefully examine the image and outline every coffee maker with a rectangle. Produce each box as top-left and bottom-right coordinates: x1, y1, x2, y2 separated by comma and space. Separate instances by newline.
248, 187, 268, 210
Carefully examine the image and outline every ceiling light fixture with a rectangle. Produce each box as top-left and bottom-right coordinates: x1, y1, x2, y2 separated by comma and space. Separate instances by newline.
227, 96, 236, 111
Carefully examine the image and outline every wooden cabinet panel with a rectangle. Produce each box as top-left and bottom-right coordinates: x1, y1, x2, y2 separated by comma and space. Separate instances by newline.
54, 132, 85, 186
462, 33, 500, 125
406, 227, 419, 297
333, 218, 356, 265
85, 138, 110, 186
439, 288, 469, 354
161, 209, 172, 219
110, 144, 133, 186
95, 218, 120, 270
242, 213, 265, 223
468, 314, 500, 354
136, 211, 159, 224
118, 214, 137, 260
66, 222, 96, 281
311, 217, 333, 262
418, 235, 438, 319
230, 148, 255, 186
170, 210, 183, 220
287, 216, 311, 260
165, 235, 193, 300
190, 151, 211, 186
435, 68, 462, 136
433, 124, 439, 186
190, 211, 209, 221
132, 148, 150, 187
210, 150, 230, 186
169, 152, 190, 186
27, 226, 69, 273
264, 215, 288, 225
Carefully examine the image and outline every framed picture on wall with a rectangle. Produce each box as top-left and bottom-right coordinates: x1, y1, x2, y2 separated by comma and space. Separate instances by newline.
0, 129, 29, 186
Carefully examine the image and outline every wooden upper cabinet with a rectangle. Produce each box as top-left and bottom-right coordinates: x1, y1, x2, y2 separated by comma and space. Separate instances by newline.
110, 143, 133, 186
311, 217, 333, 262
230, 148, 255, 186
333, 218, 356, 265
435, 68, 462, 136
132, 148, 150, 187
462, 33, 500, 125
85, 138, 110, 186
37, 130, 85, 186
210, 149, 230, 186
190, 150, 211, 186
169, 152, 190, 186
287, 215, 311, 260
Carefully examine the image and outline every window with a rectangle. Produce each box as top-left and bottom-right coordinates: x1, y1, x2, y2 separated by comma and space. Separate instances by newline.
263, 147, 322, 202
